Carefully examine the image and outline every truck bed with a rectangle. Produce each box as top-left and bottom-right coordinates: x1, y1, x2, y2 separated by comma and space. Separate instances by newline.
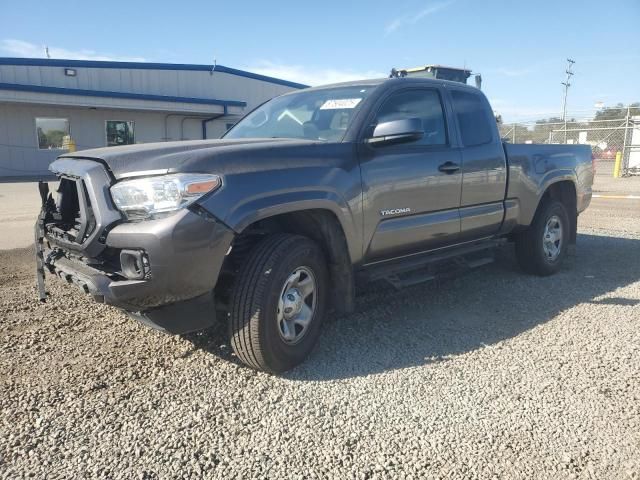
503, 142, 594, 227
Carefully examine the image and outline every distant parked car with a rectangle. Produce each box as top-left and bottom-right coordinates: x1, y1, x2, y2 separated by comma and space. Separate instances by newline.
594, 148, 615, 160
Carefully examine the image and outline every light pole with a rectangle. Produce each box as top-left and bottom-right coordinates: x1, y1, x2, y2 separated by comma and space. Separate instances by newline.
561, 58, 575, 143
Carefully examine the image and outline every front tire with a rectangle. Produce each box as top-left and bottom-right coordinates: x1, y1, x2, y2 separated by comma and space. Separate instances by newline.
229, 234, 328, 373
515, 199, 570, 276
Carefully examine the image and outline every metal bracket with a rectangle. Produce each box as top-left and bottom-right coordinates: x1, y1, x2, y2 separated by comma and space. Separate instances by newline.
35, 181, 50, 302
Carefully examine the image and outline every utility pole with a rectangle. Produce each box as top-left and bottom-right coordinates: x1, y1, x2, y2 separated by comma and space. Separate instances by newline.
561, 58, 575, 143
44, 46, 51, 59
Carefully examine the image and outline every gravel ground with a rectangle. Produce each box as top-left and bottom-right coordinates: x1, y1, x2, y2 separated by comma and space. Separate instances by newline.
1, 198, 639, 479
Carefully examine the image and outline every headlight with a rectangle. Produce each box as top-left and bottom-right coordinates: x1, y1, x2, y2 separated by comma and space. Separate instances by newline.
110, 173, 221, 220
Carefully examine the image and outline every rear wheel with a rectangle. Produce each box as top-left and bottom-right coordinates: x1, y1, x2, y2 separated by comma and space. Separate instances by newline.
515, 199, 570, 276
229, 234, 328, 373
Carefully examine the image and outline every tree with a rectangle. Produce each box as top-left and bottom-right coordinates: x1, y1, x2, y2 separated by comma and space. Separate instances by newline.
594, 103, 640, 121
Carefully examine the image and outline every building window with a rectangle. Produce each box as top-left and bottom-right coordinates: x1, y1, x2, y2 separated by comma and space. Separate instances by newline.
36, 118, 70, 150
106, 120, 135, 146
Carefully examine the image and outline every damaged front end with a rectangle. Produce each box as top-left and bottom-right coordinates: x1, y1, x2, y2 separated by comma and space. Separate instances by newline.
34, 157, 123, 301
35, 157, 234, 334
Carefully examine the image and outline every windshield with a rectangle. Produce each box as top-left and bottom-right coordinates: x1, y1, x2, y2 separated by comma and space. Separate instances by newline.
224, 85, 375, 142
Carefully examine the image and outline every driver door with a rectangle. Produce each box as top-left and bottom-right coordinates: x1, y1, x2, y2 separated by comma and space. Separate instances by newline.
359, 87, 463, 263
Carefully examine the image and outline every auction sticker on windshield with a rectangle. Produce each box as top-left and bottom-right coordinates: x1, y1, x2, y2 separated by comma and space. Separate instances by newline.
320, 98, 362, 110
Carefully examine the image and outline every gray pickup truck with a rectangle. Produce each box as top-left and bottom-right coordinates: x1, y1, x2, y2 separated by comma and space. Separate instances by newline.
36, 77, 594, 372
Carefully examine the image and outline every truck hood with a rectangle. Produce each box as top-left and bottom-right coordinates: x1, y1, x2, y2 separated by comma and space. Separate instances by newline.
56, 138, 327, 180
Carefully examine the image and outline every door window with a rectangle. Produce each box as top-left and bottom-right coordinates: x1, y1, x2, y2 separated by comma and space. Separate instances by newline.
373, 89, 447, 146
106, 120, 135, 146
451, 90, 493, 146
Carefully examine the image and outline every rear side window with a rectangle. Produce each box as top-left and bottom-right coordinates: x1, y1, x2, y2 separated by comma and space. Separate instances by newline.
451, 90, 493, 146
374, 89, 447, 146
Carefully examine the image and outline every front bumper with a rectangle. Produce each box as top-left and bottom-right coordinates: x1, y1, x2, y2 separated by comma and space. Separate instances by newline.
41, 207, 235, 333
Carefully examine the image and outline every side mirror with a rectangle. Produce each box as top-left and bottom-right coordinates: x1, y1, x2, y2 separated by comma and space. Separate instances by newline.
366, 118, 424, 146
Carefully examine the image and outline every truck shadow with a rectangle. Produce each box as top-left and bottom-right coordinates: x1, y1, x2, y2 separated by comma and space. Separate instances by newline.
184, 233, 640, 379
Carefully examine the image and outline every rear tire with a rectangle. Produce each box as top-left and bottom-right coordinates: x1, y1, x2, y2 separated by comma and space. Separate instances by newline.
515, 199, 570, 276
229, 234, 328, 373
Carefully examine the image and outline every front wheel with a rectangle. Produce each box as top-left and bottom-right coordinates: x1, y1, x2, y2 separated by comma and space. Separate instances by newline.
229, 234, 328, 373
515, 199, 570, 276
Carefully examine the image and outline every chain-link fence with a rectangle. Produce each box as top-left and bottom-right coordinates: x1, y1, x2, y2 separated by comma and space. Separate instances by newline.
499, 108, 640, 176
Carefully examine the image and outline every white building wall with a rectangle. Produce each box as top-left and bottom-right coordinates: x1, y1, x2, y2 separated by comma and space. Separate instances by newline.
0, 103, 231, 178
0, 65, 295, 109
0, 61, 304, 179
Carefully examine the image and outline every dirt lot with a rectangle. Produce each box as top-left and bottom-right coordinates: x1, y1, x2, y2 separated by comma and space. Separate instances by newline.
1, 173, 639, 478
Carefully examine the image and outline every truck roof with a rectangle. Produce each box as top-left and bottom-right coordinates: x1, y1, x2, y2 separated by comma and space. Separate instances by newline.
289, 76, 478, 93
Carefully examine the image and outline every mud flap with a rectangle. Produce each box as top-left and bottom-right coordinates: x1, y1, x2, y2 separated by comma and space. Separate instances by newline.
34, 181, 50, 302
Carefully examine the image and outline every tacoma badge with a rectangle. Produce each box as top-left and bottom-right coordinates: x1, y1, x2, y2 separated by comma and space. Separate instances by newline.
380, 207, 411, 217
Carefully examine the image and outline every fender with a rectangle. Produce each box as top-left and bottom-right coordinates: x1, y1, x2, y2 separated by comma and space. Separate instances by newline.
523, 170, 577, 225
223, 188, 362, 265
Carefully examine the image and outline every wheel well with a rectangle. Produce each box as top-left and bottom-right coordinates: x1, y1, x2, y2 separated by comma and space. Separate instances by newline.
219, 209, 355, 314
540, 181, 578, 244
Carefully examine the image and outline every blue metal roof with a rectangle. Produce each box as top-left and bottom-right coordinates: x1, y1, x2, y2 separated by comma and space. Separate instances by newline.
0, 57, 308, 89
0, 82, 247, 107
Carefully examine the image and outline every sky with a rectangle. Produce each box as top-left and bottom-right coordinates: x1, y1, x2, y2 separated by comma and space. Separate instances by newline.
1, 0, 638, 122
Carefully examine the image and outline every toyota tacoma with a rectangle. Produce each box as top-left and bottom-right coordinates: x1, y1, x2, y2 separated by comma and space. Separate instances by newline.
35, 77, 594, 372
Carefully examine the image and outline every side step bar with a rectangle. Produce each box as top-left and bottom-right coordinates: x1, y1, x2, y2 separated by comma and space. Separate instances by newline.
360, 239, 504, 290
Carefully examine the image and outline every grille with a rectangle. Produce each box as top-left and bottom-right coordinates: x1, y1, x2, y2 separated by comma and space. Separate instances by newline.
47, 176, 96, 245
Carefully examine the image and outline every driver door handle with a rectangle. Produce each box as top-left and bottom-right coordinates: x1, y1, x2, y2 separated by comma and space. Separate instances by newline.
438, 161, 460, 174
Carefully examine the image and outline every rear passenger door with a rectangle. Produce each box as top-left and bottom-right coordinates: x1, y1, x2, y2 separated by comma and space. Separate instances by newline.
449, 89, 507, 241
359, 87, 463, 262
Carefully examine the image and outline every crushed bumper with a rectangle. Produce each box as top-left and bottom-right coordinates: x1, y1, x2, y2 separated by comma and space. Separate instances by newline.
41, 207, 235, 334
